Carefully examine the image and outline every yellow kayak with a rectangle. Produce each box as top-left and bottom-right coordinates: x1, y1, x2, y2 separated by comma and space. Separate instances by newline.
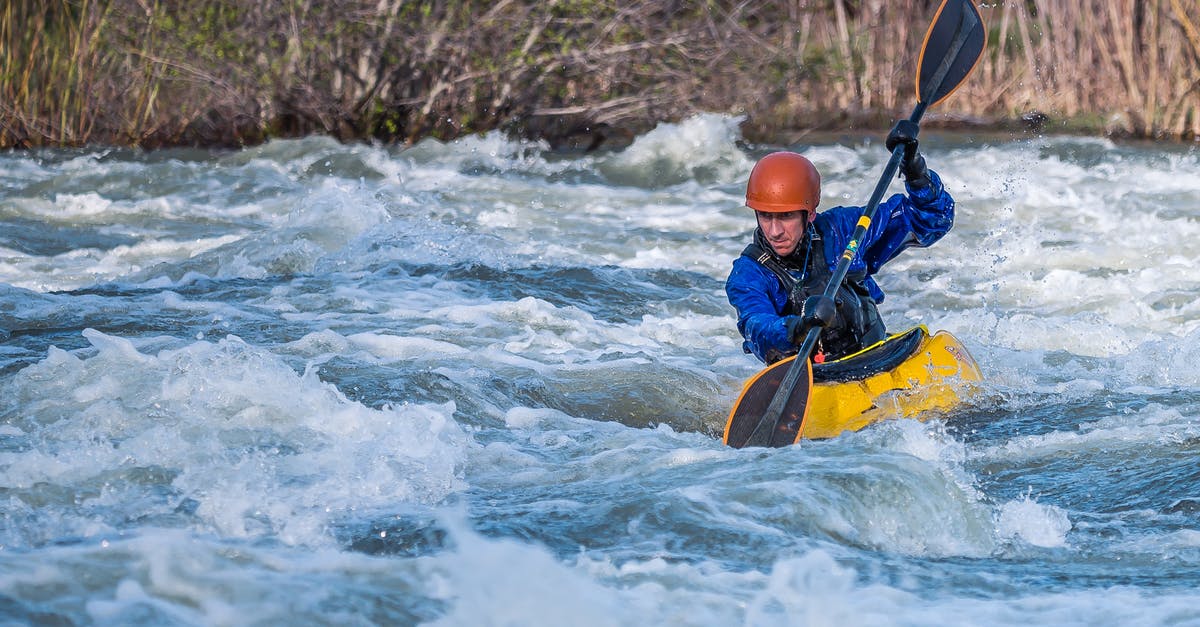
725, 326, 982, 444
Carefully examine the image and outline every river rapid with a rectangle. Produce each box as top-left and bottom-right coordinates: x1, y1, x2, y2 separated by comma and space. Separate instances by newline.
2, 115, 1200, 625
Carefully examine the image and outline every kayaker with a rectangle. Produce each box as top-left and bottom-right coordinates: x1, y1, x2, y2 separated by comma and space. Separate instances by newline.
725, 121, 955, 364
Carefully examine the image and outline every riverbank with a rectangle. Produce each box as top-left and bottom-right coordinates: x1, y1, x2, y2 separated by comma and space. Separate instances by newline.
542, 109, 1181, 157
3, 1, 1198, 151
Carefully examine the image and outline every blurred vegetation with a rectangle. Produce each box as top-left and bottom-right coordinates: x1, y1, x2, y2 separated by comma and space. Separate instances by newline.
2, 0, 1198, 150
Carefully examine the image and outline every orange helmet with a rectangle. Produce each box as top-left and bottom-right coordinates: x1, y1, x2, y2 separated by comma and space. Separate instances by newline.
745, 151, 821, 217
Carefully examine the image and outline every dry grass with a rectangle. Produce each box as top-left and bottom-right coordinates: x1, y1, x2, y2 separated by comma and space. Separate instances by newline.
1, 0, 1197, 149
973, 0, 1200, 138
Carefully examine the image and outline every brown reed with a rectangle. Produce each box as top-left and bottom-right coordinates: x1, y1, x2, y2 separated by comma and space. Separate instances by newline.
1, 0, 1197, 149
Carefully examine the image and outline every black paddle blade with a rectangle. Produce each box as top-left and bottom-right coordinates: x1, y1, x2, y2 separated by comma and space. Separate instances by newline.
917, 0, 987, 107
724, 357, 813, 449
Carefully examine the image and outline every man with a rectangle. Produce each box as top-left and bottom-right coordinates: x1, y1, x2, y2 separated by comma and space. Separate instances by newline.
725, 121, 955, 364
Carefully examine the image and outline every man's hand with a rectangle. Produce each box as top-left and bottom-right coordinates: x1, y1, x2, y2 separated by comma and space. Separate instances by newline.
785, 295, 836, 344
886, 120, 930, 188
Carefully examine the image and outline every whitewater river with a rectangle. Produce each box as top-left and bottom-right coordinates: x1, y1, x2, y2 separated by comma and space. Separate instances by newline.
2, 115, 1199, 625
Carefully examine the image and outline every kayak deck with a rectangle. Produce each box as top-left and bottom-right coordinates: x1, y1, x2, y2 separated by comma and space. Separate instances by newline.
805, 326, 982, 439
724, 326, 982, 444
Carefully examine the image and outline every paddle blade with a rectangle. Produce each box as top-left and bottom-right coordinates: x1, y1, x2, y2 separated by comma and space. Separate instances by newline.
723, 356, 814, 448
916, 0, 987, 107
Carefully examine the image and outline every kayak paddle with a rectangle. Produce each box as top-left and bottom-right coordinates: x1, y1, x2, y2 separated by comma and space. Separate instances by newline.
724, 0, 986, 448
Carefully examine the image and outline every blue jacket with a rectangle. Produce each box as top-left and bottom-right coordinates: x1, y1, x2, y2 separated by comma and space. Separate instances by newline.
725, 170, 954, 363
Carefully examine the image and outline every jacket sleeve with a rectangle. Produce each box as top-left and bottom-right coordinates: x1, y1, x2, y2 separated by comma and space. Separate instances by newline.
814, 168, 954, 303
725, 256, 794, 363
859, 168, 955, 274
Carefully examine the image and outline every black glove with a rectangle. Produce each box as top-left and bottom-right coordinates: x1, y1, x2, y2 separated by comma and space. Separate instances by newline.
885, 119, 930, 188
785, 295, 837, 344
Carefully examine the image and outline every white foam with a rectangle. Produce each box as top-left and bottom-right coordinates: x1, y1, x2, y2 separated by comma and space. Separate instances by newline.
0, 330, 470, 546
424, 517, 635, 627
0, 234, 246, 292
504, 406, 567, 429
598, 114, 751, 188
979, 404, 1198, 464
6, 525, 1192, 626
346, 331, 470, 360
424, 522, 1200, 626
997, 495, 1073, 548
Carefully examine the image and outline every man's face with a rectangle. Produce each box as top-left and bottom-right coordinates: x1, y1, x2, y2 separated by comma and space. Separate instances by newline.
756, 210, 808, 257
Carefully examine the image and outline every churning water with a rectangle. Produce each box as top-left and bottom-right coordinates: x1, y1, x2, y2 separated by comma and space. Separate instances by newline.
2, 114, 1200, 625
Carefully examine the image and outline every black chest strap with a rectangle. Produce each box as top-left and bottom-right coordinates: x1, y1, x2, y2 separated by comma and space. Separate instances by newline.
739, 229, 824, 299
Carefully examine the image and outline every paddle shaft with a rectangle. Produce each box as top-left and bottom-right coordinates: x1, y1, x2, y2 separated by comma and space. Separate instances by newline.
745, 101, 929, 448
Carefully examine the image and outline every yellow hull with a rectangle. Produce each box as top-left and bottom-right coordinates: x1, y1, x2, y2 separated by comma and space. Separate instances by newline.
802, 327, 982, 439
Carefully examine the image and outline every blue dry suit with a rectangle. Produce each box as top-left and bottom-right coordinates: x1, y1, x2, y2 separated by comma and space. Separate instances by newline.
725, 170, 955, 363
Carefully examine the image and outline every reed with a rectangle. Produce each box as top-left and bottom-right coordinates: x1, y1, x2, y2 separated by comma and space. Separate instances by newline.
971, 0, 1200, 138
1, 0, 1197, 149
